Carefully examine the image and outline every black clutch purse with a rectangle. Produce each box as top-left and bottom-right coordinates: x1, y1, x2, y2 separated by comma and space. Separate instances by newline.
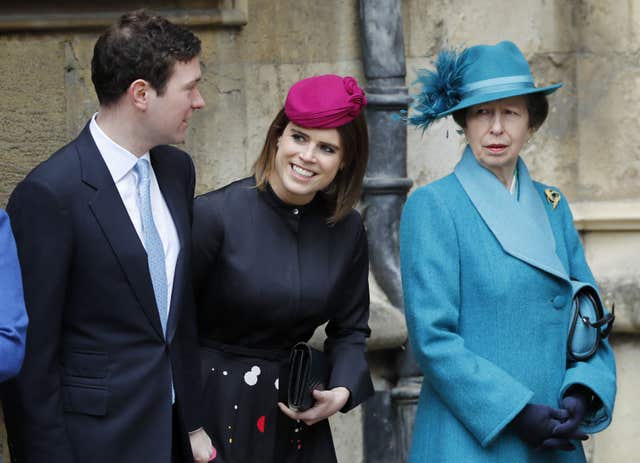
287, 342, 330, 412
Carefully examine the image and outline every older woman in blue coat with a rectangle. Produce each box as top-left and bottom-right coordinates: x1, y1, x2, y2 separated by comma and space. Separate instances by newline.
1, 209, 28, 382
400, 41, 616, 462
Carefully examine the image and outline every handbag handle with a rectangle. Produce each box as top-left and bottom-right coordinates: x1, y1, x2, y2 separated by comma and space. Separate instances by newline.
578, 292, 615, 333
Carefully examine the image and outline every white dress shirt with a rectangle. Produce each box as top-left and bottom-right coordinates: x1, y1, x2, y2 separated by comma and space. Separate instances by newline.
89, 114, 180, 317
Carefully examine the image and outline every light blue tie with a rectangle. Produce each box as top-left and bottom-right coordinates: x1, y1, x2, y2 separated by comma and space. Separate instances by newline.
135, 159, 175, 403
135, 158, 169, 335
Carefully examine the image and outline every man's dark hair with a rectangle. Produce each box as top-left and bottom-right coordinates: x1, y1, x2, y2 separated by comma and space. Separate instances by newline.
91, 10, 201, 106
452, 93, 550, 131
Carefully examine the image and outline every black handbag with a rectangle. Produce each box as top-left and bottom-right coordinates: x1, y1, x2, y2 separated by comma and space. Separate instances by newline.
567, 282, 615, 362
287, 342, 330, 412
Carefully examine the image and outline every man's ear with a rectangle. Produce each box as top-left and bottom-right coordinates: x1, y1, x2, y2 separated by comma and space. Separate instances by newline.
129, 79, 151, 110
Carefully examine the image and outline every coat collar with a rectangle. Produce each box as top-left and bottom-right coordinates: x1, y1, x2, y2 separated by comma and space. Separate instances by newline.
454, 145, 569, 282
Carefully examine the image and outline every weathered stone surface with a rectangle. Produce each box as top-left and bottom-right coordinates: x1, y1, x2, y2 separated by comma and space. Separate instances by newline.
64, 37, 99, 138
576, 52, 640, 200
577, 0, 640, 54
330, 405, 364, 463
190, 62, 248, 194
405, 102, 462, 189
0, 35, 67, 206
598, 278, 640, 332
402, 0, 575, 59
580, 229, 640, 333
589, 335, 640, 463
367, 277, 408, 350
522, 52, 578, 199
240, 0, 361, 64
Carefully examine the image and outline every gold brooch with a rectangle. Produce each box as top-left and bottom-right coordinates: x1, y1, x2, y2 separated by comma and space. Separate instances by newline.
544, 189, 561, 209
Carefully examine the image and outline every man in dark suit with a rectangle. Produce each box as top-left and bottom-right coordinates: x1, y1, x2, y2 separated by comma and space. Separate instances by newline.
3, 10, 215, 463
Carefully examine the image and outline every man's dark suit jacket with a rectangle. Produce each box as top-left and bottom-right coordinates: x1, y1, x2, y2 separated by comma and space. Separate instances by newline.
2, 123, 203, 462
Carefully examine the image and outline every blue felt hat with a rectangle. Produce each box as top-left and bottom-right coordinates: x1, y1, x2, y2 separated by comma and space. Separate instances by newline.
408, 41, 562, 130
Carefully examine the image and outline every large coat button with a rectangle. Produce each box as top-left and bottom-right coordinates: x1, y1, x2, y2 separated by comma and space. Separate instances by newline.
552, 295, 568, 309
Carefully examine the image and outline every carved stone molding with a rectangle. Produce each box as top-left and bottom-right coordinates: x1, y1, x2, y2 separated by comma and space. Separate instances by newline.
571, 201, 640, 231
570, 201, 640, 334
0, 0, 248, 32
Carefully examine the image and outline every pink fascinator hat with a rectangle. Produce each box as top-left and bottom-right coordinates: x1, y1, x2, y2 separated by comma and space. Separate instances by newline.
284, 74, 367, 128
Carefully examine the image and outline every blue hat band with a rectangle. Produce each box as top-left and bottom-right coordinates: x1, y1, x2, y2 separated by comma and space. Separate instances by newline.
460, 75, 535, 99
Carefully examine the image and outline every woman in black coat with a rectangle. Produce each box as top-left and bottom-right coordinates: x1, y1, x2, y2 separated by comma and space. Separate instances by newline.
192, 74, 374, 463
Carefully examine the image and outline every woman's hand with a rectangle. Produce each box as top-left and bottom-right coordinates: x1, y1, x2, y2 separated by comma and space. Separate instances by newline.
511, 404, 573, 450
188, 427, 217, 462
551, 388, 591, 441
511, 400, 589, 452
278, 386, 350, 426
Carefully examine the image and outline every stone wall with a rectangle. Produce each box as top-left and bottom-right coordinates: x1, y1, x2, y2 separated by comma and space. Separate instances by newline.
1, 1, 638, 462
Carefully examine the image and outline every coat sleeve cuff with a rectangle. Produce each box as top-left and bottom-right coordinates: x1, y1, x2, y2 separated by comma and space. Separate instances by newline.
327, 346, 374, 412
560, 361, 616, 433
480, 389, 533, 447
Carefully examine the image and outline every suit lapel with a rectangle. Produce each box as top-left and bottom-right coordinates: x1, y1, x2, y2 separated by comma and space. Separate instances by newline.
151, 148, 188, 343
77, 124, 165, 340
454, 146, 569, 282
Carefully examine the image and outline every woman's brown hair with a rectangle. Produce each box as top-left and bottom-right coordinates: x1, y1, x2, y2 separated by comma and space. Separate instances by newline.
253, 108, 369, 224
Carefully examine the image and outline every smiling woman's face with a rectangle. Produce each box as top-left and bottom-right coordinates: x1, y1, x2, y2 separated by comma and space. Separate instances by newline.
464, 95, 531, 185
268, 122, 343, 205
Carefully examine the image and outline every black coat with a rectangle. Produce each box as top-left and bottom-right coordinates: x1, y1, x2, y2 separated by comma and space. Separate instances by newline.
192, 177, 373, 462
2, 123, 203, 462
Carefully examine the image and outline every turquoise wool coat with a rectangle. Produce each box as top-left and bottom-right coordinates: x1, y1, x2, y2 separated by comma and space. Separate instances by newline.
400, 147, 616, 462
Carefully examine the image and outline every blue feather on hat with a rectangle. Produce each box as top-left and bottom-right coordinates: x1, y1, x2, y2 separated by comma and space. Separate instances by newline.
407, 48, 470, 131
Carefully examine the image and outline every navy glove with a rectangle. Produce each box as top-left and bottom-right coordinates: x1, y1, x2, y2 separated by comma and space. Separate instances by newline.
511, 404, 570, 449
552, 388, 591, 441
538, 437, 581, 451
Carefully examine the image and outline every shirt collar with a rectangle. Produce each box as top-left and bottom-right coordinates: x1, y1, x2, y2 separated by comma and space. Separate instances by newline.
509, 165, 519, 199
89, 113, 150, 183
